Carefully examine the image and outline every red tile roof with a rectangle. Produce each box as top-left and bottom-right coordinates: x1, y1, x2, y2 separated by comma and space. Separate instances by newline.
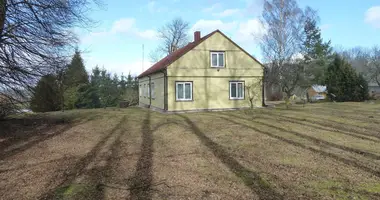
137, 29, 263, 78
138, 30, 218, 78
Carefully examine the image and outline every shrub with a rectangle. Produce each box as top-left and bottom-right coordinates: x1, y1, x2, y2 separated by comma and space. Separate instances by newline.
0, 100, 16, 120
30, 74, 61, 112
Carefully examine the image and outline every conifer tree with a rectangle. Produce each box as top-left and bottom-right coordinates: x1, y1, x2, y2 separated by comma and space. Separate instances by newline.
303, 9, 332, 86
355, 74, 369, 101
303, 16, 332, 60
64, 50, 89, 88
63, 50, 89, 109
30, 74, 61, 112
325, 54, 368, 102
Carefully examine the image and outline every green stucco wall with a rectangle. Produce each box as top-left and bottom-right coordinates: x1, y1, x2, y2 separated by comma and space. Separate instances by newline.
138, 72, 165, 109
167, 77, 262, 111
166, 31, 263, 111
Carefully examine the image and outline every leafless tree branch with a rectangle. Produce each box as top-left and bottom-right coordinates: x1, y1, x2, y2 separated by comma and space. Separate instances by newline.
149, 17, 189, 62
0, 0, 102, 105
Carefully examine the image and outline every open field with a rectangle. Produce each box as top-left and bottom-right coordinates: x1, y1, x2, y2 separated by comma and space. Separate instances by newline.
1, 102, 380, 199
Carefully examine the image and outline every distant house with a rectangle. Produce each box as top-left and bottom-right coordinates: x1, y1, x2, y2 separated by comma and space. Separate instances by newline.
137, 30, 264, 112
307, 85, 327, 101
369, 82, 380, 99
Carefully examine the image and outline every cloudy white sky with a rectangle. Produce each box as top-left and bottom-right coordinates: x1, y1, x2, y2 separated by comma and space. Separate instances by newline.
77, 0, 380, 76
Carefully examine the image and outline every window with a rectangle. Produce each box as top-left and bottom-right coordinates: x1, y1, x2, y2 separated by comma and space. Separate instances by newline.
151, 82, 155, 99
230, 81, 244, 99
139, 85, 142, 97
143, 84, 146, 97
176, 82, 192, 101
147, 84, 150, 98
211, 52, 225, 67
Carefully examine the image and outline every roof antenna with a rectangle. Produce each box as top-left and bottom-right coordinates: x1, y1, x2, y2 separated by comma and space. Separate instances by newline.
142, 44, 145, 72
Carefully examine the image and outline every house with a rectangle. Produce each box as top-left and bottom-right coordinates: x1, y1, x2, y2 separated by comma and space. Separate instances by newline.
369, 82, 380, 99
137, 30, 264, 112
307, 85, 327, 101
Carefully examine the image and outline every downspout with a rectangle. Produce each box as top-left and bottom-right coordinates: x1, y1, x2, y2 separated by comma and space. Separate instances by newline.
148, 75, 151, 108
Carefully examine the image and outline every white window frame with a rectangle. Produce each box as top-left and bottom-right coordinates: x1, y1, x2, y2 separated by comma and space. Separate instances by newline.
210, 51, 225, 68
176, 82, 193, 101
151, 82, 155, 99
229, 81, 244, 100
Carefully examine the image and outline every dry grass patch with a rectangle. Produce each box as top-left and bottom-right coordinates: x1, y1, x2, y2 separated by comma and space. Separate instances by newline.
1, 103, 380, 199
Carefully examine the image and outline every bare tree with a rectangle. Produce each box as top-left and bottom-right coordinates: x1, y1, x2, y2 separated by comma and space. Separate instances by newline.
339, 47, 371, 79
149, 17, 189, 62
149, 49, 164, 63
260, 0, 306, 104
368, 46, 380, 87
0, 0, 101, 109
245, 80, 263, 109
338, 46, 380, 86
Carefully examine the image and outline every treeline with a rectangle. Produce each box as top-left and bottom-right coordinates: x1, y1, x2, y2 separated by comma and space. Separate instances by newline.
262, 0, 372, 104
30, 50, 139, 112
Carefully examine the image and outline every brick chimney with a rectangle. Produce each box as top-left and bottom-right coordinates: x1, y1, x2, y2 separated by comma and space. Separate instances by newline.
194, 31, 201, 42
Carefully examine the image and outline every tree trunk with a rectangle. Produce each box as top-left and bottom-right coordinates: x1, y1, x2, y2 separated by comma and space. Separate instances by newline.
61, 88, 65, 112
284, 91, 292, 109
0, 0, 6, 37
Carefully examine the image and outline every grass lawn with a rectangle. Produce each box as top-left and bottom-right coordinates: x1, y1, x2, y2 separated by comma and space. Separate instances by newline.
1, 102, 380, 199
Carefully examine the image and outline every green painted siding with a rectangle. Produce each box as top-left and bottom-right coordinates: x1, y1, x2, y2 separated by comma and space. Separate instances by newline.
138, 76, 149, 106
139, 31, 264, 111
167, 32, 263, 77
166, 31, 263, 111
167, 77, 262, 111
138, 73, 165, 109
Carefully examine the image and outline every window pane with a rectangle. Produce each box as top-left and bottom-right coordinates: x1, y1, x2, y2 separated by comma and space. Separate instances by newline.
238, 83, 243, 98
185, 83, 191, 99
218, 53, 224, 67
231, 83, 237, 98
212, 54, 217, 66
177, 84, 184, 99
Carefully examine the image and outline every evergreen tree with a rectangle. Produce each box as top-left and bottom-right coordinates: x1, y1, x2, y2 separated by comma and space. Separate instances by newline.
57, 64, 69, 112
96, 69, 120, 107
123, 73, 139, 106
112, 74, 120, 89
62, 50, 90, 109
30, 74, 61, 112
303, 18, 332, 60
63, 86, 79, 110
119, 73, 127, 93
64, 50, 89, 88
75, 84, 101, 108
303, 13, 332, 86
325, 54, 368, 102
126, 73, 134, 88
355, 74, 369, 101
99, 69, 111, 107
133, 76, 139, 89
90, 65, 101, 87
